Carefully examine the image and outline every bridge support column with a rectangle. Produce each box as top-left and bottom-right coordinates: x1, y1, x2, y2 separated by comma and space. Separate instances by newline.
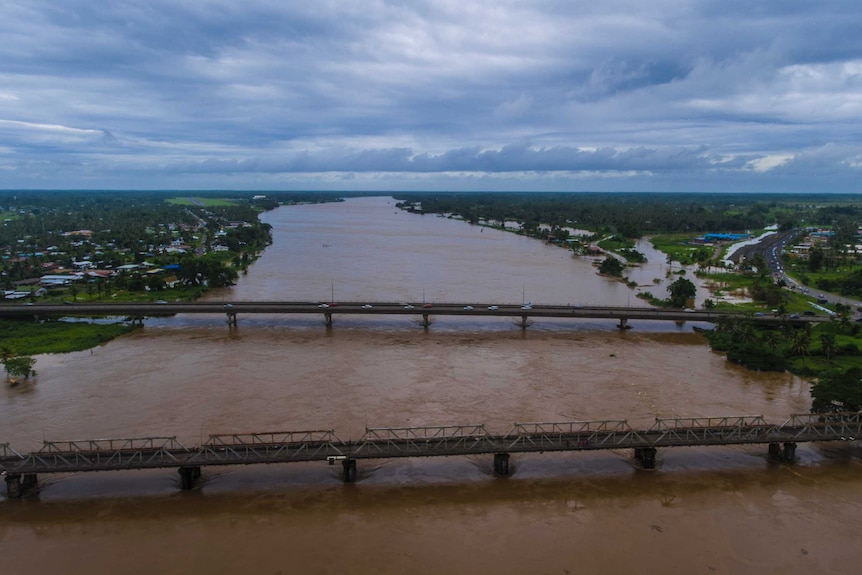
493, 452, 511, 476
324, 313, 333, 326
520, 315, 529, 329
5, 474, 22, 498
342, 458, 357, 483
422, 313, 430, 328
178, 466, 201, 490
22, 473, 37, 490
617, 317, 629, 330
634, 447, 657, 469
768, 442, 797, 462
226, 313, 237, 326
3, 473, 38, 498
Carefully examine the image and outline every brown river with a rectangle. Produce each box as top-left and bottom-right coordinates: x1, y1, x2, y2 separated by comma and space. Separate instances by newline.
2, 196, 861, 574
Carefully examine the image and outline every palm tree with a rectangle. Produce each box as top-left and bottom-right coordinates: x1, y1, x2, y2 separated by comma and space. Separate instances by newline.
789, 328, 812, 368
820, 333, 839, 365
762, 331, 782, 353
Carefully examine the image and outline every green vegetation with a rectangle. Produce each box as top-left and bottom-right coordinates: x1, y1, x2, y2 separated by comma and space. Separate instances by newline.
3, 355, 36, 380
598, 256, 625, 277
597, 235, 646, 263
166, 197, 238, 207
0, 319, 140, 355
650, 234, 722, 267
667, 277, 697, 308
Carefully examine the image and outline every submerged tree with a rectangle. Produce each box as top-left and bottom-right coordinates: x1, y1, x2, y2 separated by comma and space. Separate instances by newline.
3, 354, 37, 384
667, 277, 697, 308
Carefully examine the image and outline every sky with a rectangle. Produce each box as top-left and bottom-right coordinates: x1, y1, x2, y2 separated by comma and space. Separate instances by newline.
1, 0, 861, 193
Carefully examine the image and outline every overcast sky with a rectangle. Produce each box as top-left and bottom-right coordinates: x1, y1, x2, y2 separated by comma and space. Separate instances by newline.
1, 1, 861, 192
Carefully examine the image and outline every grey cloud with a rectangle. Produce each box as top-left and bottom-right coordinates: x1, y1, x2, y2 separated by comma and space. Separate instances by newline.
0, 1, 860, 191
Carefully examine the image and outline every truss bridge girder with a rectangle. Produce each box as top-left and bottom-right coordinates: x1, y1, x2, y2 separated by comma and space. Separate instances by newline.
39, 436, 187, 454
18, 447, 185, 473
781, 412, 862, 440
348, 435, 495, 459
648, 425, 777, 446
511, 419, 630, 436
204, 430, 340, 447
361, 425, 488, 441
191, 440, 341, 464
651, 415, 768, 431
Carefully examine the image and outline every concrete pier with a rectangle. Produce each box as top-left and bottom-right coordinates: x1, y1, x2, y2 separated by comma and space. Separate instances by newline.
768, 442, 797, 462
3, 473, 37, 498
342, 459, 357, 483
493, 452, 511, 476
178, 466, 201, 490
634, 447, 657, 469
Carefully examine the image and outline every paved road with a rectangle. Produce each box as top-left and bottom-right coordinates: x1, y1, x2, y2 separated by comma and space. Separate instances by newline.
728, 229, 862, 314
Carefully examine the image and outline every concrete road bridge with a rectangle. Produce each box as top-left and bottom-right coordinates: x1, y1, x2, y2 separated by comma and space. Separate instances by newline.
2, 412, 860, 497
0, 301, 826, 329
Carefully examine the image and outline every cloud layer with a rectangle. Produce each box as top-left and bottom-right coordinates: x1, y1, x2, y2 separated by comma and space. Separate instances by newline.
1, 0, 861, 191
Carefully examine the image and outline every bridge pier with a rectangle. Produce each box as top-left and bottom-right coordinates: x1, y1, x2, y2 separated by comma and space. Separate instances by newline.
520, 315, 529, 329
634, 447, 657, 469
342, 458, 357, 483
226, 312, 237, 326
493, 452, 511, 476
324, 312, 333, 326
768, 442, 797, 462
4, 473, 37, 498
422, 313, 430, 328
617, 317, 629, 330
178, 466, 201, 490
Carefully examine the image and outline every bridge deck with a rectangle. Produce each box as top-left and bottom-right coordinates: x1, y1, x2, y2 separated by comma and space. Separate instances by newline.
2, 413, 859, 476
0, 301, 825, 326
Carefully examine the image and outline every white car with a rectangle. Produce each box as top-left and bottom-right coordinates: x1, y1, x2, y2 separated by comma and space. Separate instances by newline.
404, 304, 415, 309
361, 304, 373, 309
463, 305, 474, 310
520, 304, 532, 310
488, 305, 499, 311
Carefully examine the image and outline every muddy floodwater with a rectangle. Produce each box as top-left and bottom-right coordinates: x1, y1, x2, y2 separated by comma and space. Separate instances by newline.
2, 197, 861, 574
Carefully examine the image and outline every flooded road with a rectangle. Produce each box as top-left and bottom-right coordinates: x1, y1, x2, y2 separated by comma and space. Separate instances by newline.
2, 197, 860, 574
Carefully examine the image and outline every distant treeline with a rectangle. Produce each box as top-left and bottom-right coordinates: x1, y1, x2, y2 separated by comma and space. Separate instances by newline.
392, 192, 862, 237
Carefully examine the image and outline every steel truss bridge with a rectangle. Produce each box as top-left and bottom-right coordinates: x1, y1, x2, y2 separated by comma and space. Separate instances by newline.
3, 412, 860, 498
0, 301, 823, 329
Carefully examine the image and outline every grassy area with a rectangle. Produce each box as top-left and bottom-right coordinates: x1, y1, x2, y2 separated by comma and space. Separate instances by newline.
0, 319, 140, 355
597, 235, 635, 251
650, 233, 718, 266
698, 271, 840, 314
